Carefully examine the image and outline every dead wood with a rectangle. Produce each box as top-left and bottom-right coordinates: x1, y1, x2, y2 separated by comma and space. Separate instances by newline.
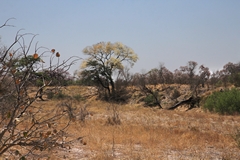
167, 96, 194, 110
142, 86, 162, 108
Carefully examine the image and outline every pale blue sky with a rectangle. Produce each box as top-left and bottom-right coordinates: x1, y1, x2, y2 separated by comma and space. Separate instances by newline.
1, 0, 240, 74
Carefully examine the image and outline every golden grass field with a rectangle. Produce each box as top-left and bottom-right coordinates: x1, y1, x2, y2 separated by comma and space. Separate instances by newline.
6, 85, 240, 160
46, 86, 240, 160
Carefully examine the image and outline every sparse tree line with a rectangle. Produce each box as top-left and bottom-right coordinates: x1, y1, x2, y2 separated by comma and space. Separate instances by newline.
75, 43, 240, 101
121, 61, 240, 90
73, 41, 240, 112
2, 24, 238, 102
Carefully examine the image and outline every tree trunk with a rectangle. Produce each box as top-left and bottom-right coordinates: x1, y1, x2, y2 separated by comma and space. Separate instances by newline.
167, 96, 200, 110
109, 77, 115, 97
142, 86, 162, 109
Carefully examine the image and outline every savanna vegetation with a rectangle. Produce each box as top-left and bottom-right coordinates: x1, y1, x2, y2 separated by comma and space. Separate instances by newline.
1, 19, 240, 159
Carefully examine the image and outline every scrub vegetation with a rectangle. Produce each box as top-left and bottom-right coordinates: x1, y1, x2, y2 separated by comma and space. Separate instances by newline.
1, 19, 240, 159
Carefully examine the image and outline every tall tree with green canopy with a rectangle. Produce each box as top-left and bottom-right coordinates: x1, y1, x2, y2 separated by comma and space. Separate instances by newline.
79, 42, 138, 98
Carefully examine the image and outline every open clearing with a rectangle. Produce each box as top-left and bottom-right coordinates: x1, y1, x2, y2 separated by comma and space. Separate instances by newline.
4, 86, 240, 160
38, 87, 240, 159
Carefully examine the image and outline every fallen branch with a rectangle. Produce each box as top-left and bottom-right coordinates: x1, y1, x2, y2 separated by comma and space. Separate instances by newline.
167, 96, 193, 110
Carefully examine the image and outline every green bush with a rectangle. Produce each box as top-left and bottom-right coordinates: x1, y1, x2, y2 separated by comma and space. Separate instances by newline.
203, 88, 240, 115
144, 94, 158, 107
35, 79, 44, 87
47, 91, 69, 100
46, 91, 55, 99
73, 94, 84, 101
54, 91, 69, 99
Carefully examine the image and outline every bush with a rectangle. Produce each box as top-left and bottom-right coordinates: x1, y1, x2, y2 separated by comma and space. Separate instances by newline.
54, 91, 69, 99
73, 94, 84, 101
105, 105, 121, 125
0, 19, 80, 158
144, 94, 158, 107
46, 91, 55, 99
203, 88, 240, 115
47, 91, 69, 100
171, 89, 181, 99
35, 79, 44, 87
232, 129, 240, 149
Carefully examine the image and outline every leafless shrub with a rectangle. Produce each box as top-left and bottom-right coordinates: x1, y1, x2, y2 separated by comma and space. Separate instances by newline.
0, 19, 80, 158
78, 104, 89, 122
106, 104, 121, 125
57, 100, 76, 121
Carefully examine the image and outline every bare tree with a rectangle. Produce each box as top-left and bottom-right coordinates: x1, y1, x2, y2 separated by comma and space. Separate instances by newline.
134, 73, 162, 108
173, 69, 188, 85
0, 19, 80, 159
209, 70, 220, 89
198, 65, 210, 88
147, 68, 159, 86
222, 62, 240, 87
180, 61, 198, 89
115, 66, 133, 88
158, 63, 173, 84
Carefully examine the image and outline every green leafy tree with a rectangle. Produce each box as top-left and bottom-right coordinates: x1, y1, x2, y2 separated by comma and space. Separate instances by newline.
79, 42, 138, 98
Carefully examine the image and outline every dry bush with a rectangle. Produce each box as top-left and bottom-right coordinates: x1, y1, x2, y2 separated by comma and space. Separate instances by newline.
0, 19, 80, 159
106, 104, 121, 125
78, 104, 89, 122
171, 88, 181, 99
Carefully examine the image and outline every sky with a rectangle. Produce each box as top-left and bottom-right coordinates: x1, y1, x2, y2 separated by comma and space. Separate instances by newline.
0, 0, 240, 75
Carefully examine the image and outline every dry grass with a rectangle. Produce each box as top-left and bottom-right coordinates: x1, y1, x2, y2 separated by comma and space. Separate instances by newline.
4, 85, 240, 159
49, 95, 240, 159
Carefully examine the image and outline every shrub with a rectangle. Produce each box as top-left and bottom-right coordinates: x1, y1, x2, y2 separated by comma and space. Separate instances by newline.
35, 79, 44, 87
232, 129, 240, 148
78, 104, 89, 122
203, 88, 240, 115
73, 94, 84, 101
144, 94, 158, 107
106, 105, 121, 125
53, 91, 69, 99
171, 89, 181, 99
47, 91, 68, 99
47, 91, 55, 99
0, 19, 80, 158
